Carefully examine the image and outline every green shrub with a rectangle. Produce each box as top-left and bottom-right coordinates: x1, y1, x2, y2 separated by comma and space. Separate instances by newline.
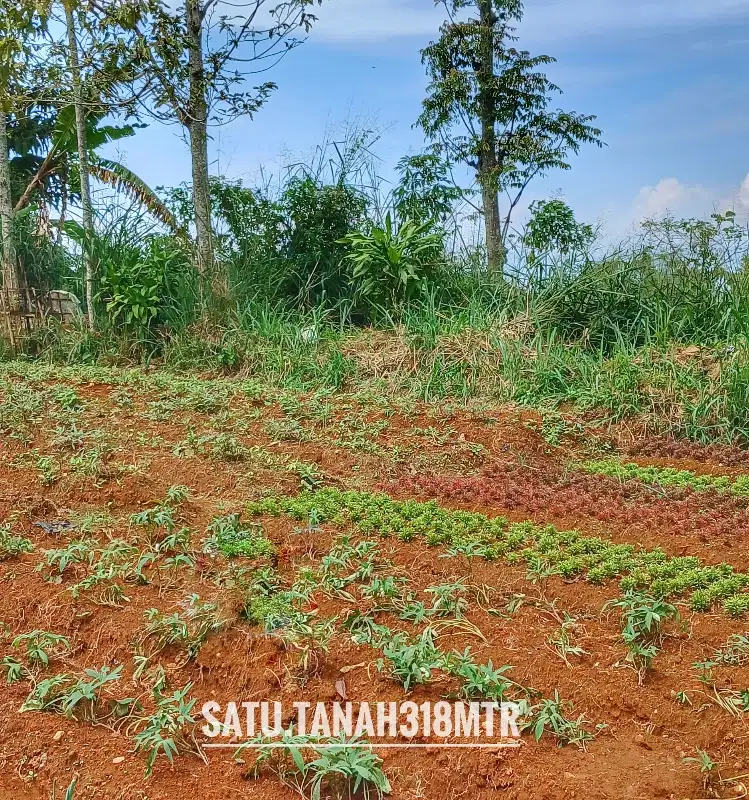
339, 213, 445, 317
203, 515, 275, 560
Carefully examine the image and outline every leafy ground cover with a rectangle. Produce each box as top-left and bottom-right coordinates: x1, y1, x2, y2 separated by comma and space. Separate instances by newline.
581, 459, 749, 495
1, 362, 749, 799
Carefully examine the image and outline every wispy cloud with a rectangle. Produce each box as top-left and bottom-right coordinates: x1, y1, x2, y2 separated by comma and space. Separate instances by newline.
691, 36, 749, 51
313, 0, 441, 43
313, 0, 749, 44
521, 0, 749, 42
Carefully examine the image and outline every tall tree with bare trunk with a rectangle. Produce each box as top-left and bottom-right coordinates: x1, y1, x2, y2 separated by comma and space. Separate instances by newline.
63, 1, 95, 328
137, 0, 322, 278
419, 0, 603, 274
0, 2, 41, 295
0, 110, 20, 294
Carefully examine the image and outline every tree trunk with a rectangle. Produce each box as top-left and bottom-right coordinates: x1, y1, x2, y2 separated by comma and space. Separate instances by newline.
58, 173, 68, 245
0, 108, 22, 296
480, 178, 504, 273
65, 1, 95, 330
186, 0, 213, 275
476, 0, 505, 274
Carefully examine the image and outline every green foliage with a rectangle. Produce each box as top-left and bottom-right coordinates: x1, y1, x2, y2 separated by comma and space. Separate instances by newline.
0, 525, 34, 560
360, 574, 405, 602
203, 515, 275, 560
243, 581, 299, 629
11, 630, 71, 666
534, 410, 584, 447
91, 160, 183, 235
281, 177, 369, 306
377, 627, 446, 691
51, 385, 83, 410
1, 656, 28, 684
317, 538, 384, 597
606, 592, 680, 680
252, 730, 391, 800
20, 665, 123, 720
248, 487, 749, 619
523, 199, 594, 263
724, 594, 749, 618
265, 418, 314, 443
425, 578, 469, 618
134, 684, 197, 777
526, 691, 595, 749
15, 230, 749, 453
97, 236, 193, 337
0, 381, 45, 439
694, 633, 749, 671
186, 431, 252, 461
393, 153, 463, 227
683, 749, 719, 794
303, 736, 391, 800
242, 568, 336, 675
39, 538, 96, 575
582, 459, 749, 496
129, 485, 190, 536
450, 654, 517, 703
57, 207, 197, 343
514, 213, 749, 349
547, 614, 587, 666
168, 173, 367, 309
14, 209, 78, 293
339, 213, 445, 316
139, 596, 226, 662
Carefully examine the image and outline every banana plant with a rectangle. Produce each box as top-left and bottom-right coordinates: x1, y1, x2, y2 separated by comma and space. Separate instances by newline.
11, 106, 182, 236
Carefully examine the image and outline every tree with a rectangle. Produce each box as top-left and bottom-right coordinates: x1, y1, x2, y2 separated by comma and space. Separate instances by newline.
0, 0, 179, 304
393, 153, 463, 228
137, 0, 322, 276
0, 110, 19, 293
56, 0, 148, 326
418, 0, 603, 273
0, 2, 44, 294
63, 0, 95, 328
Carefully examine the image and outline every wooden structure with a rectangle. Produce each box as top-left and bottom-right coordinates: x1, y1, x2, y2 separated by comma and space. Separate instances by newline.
0, 287, 81, 353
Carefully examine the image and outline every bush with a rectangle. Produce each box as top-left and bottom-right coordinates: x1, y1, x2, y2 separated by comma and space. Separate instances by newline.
168, 175, 367, 309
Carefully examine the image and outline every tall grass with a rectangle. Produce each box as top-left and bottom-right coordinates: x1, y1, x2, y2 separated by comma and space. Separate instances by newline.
7, 145, 749, 444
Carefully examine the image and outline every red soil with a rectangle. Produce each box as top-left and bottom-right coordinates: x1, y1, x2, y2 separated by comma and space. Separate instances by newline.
0, 376, 748, 800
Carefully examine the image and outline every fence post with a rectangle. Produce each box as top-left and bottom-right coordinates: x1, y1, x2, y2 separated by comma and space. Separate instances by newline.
0, 287, 17, 354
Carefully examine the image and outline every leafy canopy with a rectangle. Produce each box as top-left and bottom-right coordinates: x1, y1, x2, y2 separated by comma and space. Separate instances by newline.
419, 0, 603, 232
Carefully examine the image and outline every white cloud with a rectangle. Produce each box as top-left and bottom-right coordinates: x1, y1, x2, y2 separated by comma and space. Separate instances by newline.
632, 177, 715, 221
312, 0, 748, 44
735, 173, 749, 211
628, 172, 749, 231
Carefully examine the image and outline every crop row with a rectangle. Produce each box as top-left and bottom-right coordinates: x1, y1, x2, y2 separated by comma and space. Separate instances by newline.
403, 467, 749, 544
248, 488, 749, 616
627, 437, 749, 469
581, 459, 749, 495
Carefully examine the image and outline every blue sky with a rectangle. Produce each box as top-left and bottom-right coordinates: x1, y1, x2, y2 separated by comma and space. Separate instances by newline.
104, 0, 749, 238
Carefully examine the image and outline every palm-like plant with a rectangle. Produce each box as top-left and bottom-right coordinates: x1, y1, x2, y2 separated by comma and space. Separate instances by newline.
11, 106, 181, 235
340, 212, 444, 315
